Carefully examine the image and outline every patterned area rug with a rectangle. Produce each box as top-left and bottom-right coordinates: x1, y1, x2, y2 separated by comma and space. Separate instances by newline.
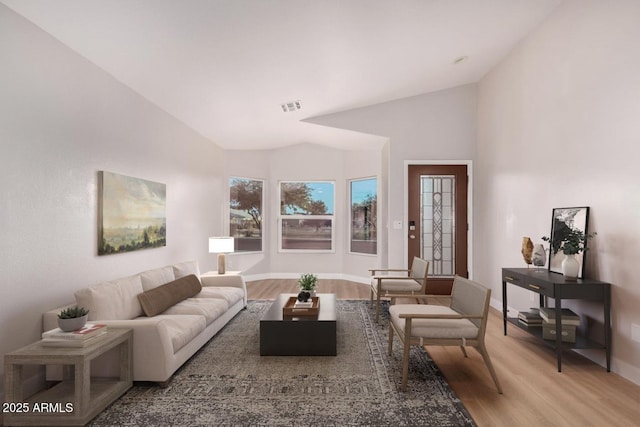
91, 300, 475, 426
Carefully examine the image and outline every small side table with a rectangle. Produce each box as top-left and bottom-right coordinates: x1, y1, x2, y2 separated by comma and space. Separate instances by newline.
4, 328, 132, 426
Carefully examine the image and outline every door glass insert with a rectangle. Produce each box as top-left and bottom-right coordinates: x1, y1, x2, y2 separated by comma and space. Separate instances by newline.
420, 175, 456, 277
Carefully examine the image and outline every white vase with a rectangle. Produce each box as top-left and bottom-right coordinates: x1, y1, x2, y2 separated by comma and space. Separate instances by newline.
561, 254, 580, 280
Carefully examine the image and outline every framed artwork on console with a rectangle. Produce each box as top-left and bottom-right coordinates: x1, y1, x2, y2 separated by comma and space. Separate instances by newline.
547, 206, 590, 278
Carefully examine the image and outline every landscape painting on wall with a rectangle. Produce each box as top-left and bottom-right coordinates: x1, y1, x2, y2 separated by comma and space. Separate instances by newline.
98, 171, 166, 255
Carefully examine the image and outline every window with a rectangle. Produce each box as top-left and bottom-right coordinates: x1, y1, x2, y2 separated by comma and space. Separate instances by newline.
229, 177, 263, 252
350, 178, 377, 254
279, 181, 334, 251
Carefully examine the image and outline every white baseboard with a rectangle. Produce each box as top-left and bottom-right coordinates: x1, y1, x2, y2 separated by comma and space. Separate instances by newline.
609, 355, 640, 386
490, 297, 518, 317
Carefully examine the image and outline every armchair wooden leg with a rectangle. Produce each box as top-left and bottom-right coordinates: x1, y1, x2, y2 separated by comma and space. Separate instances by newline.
476, 343, 503, 394
375, 280, 383, 323
460, 345, 468, 358
388, 323, 394, 355
401, 319, 412, 392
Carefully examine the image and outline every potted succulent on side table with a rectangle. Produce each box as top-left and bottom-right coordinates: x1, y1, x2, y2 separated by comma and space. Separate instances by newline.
542, 228, 596, 280
297, 273, 318, 302
57, 306, 89, 332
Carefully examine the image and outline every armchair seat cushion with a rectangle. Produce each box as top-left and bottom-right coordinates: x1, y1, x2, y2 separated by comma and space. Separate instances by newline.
372, 277, 422, 293
389, 305, 479, 339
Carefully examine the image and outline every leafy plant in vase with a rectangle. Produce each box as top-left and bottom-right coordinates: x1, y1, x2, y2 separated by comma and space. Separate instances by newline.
542, 228, 596, 280
297, 273, 318, 301
58, 306, 89, 332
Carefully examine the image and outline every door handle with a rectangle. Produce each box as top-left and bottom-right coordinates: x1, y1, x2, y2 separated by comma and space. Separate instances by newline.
409, 235, 416, 239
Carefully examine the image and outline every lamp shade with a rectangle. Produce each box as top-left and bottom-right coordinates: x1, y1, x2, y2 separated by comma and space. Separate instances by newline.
208, 237, 234, 254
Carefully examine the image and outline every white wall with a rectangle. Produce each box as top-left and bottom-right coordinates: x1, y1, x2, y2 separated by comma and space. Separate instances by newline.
224, 144, 381, 281
476, 0, 640, 383
342, 148, 383, 280
222, 150, 272, 275
306, 85, 477, 269
0, 4, 224, 387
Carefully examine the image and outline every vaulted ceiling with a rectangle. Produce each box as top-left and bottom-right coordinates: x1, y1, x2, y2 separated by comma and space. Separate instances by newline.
2, 0, 563, 150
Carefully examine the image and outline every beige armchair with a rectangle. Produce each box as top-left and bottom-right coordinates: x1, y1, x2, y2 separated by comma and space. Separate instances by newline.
369, 256, 429, 323
387, 275, 502, 393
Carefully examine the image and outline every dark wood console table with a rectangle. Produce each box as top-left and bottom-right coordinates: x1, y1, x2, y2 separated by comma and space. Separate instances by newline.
502, 268, 611, 372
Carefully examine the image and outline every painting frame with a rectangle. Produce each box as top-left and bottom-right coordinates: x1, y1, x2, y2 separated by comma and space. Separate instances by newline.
547, 206, 590, 278
98, 171, 166, 255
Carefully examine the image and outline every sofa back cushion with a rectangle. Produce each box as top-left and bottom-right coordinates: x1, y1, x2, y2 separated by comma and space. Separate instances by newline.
75, 274, 144, 321
140, 266, 176, 291
173, 261, 200, 279
137, 274, 202, 317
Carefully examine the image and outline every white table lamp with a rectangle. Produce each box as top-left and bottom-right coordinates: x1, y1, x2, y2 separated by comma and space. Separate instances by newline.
209, 237, 234, 274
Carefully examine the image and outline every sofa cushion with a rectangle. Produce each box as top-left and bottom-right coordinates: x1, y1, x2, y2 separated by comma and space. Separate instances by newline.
137, 274, 202, 317
154, 314, 207, 353
75, 275, 144, 321
140, 266, 176, 291
197, 287, 245, 307
163, 298, 228, 325
173, 261, 201, 279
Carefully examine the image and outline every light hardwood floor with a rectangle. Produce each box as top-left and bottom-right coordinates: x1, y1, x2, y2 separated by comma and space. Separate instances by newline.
247, 279, 640, 427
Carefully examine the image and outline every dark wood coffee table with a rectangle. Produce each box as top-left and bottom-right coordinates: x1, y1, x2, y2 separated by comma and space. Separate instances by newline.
260, 293, 336, 356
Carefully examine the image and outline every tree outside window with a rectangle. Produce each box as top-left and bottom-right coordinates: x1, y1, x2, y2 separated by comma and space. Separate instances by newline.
350, 178, 377, 254
229, 177, 263, 252
279, 181, 334, 251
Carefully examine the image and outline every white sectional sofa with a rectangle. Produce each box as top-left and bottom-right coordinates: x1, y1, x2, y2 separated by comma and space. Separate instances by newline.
43, 261, 246, 384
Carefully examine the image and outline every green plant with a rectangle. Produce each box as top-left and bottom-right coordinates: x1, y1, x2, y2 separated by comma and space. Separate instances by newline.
58, 306, 89, 319
542, 228, 596, 255
297, 273, 318, 291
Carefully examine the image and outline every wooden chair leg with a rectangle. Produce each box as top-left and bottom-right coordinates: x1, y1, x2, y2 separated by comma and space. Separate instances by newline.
401, 319, 412, 392
459, 345, 468, 358
388, 323, 394, 355
375, 295, 380, 322
476, 343, 503, 394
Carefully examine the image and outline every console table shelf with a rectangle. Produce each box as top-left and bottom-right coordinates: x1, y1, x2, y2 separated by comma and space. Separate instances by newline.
506, 318, 606, 350
502, 268, 611, 372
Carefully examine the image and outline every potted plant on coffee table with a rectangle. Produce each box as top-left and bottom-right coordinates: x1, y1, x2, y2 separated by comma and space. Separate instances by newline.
57, 306, 89, 332
297, 273, 318, 301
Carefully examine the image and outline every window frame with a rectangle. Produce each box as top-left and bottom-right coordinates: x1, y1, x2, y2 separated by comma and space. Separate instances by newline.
348, 176, 378, 256
278, 180, 335, 253
229, 176, 265, 254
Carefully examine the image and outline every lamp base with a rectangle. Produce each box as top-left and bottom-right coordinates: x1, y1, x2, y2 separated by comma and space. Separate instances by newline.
218, 253, 226, 274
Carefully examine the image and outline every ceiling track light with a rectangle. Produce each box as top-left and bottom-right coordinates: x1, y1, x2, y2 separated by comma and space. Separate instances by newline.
281, 100, 302, 113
